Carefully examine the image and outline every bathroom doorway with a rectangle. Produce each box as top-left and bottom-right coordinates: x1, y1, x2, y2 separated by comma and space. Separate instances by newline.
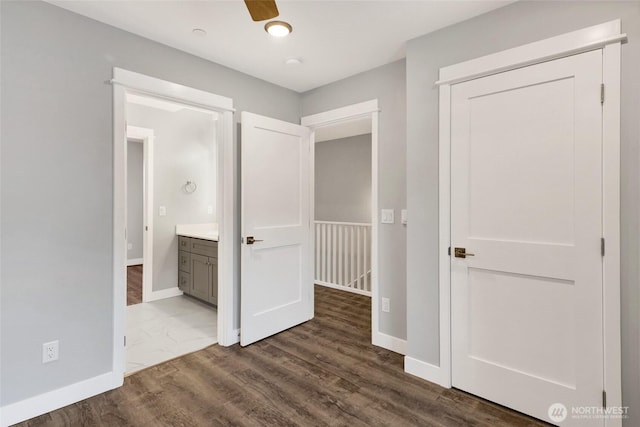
123, 92, 221, 374
113, 68, 236, 381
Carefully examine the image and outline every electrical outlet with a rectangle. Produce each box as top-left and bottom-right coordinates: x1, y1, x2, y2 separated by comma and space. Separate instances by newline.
207, 205, 213, 214
159, 206, 167, 216
382, 297, 390, 313
127, 243, 133, 250
42, 340, 59, 364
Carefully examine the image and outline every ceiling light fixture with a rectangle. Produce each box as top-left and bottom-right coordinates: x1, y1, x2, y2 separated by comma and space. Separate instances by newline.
265, 21, 292, 37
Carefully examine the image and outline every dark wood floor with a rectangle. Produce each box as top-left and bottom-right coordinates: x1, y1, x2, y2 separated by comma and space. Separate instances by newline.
127, 265, 143, 306
16, 286, 548, 427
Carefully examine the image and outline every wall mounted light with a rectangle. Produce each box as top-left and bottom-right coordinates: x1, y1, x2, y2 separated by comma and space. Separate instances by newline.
265, 21, 293, 37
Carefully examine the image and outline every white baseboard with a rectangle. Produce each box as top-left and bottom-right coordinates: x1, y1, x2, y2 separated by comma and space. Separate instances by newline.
0, 371, 122, 427
404, 356, 449, 388
126, 258, 143, 266
315, 281, 372, 297
372, 331, 406, 355
144, 286, 183, 302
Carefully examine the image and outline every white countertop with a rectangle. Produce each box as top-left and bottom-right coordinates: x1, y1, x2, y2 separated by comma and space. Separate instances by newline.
176, 223, 218, 242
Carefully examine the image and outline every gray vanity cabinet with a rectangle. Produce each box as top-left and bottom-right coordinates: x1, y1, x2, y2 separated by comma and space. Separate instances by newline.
190, 254, 211, 301
178, 249, 191, 292
178, 236, 218, 305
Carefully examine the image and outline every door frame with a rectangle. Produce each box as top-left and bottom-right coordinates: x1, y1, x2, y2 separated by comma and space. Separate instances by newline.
126, 125, 154, 302
433, 20, 625, 420
301, 100, 385, 350
112, 68, 237, 380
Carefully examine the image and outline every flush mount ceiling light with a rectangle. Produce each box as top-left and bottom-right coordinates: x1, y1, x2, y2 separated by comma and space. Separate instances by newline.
285, 58, 302, 66
265, 21, 292, 37
192, 28, 207, 37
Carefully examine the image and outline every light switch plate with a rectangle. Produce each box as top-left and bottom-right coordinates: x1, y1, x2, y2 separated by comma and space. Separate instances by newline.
381, 209, 394, 224
159, 206, 167, 216
401, 209, 407, 225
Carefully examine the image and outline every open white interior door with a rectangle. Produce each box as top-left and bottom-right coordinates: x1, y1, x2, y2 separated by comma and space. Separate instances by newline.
240, 112, 313, 346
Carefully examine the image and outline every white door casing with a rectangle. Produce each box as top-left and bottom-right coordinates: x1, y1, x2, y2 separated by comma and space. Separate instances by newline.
300, 100, 387, 351
240, 112, 313, 346
113, 67, 236, 376
429, 21, 623, 427
450, 50, 603, 425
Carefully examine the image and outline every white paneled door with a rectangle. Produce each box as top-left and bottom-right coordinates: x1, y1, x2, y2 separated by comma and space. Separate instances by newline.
450, 50, 604, 426
240, 112, 313, 346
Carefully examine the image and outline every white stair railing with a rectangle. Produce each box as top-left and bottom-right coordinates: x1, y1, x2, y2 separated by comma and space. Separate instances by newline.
314, 221, 372, 296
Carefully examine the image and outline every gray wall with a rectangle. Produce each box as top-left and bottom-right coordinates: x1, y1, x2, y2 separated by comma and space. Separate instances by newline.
315, 134, 372, 223
405, 1, 640, 423
302, 59, 407, 340
127, 140, 144, 261
127, 104, 216, 292
2, 0, 638, 422
0, 0, 299, 407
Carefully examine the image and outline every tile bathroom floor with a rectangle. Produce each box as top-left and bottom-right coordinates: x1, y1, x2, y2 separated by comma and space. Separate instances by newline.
126, 295, 217, 374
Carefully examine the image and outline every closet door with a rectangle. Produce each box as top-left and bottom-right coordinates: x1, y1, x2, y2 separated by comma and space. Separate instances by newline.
450, 50, 604, 426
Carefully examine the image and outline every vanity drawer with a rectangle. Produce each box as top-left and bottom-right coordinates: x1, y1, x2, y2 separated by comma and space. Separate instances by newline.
178, 251, 191, 273
179, 236, 191, 251
190, 238, 218, 258
178, 271, 190, 291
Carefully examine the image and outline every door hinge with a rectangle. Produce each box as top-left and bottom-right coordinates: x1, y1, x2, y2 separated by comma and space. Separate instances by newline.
601, 83, 605, 104
603, 390, 607, 409
448, 247, 451, 256
124, 336, 127, 347
601, 238, 605, 257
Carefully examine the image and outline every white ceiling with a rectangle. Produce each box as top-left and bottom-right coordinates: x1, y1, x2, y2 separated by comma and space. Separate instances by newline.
47, 0, 513, 93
